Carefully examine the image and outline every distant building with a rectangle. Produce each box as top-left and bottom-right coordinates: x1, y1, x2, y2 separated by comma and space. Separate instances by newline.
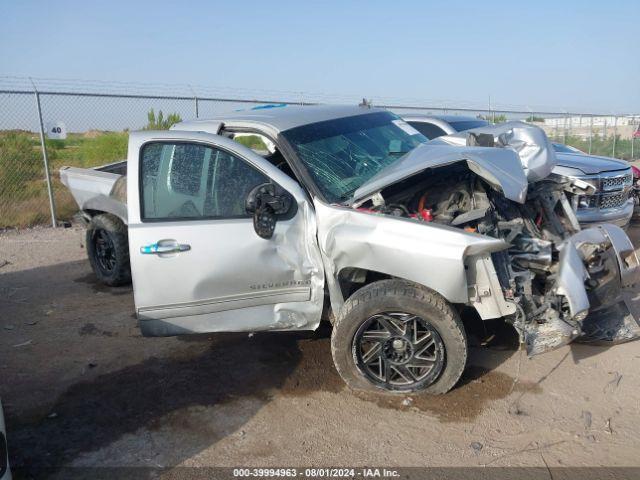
544, 115, 640, 127
540, 115, 640, 140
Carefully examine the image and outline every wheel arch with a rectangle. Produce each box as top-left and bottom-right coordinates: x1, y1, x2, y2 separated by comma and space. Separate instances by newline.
314, 201, 508, 321
330, 266, 464, 319
80, 193, 128, 225
81, 208, 128, 226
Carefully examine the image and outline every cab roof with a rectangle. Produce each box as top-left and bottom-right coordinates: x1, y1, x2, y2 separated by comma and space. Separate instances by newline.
171, 104, 384, 136
402, 114, 482, 123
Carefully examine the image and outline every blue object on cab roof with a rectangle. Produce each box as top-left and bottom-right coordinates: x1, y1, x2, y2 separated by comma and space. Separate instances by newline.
234, 103, 288, 112
250, 103, 288, 110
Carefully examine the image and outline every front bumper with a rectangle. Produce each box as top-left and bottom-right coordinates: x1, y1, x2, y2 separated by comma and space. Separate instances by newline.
574, 224, 640, 344
576, 199, 634, 229
525, 223, 640, 355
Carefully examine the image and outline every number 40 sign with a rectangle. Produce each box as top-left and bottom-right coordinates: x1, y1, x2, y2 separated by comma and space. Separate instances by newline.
46, 121, 67, 140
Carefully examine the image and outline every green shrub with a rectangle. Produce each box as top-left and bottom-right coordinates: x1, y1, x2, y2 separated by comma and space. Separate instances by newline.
0, 132, 42, 197
478, 113, 508, 124
46, 138, 66, 150
76, 132, 129, 167
144, 109, 182, 130
550, 134, 639, 161
233, 135, 268, 151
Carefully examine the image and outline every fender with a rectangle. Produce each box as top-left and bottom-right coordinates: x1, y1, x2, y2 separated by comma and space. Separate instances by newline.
314, 202, 509, 314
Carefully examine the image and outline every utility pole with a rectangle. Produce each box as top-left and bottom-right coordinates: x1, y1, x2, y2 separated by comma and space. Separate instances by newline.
612, 115, 618, 158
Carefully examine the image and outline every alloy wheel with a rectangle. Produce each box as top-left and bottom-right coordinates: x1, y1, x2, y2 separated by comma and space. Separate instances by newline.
352, 312, 445, 390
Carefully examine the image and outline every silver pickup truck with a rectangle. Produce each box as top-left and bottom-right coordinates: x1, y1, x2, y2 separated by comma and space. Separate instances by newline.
61, 105, 640, 395
404, 115, 634, 228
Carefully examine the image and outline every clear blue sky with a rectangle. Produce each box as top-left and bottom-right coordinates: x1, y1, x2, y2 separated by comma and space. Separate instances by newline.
1, 0, 639, 112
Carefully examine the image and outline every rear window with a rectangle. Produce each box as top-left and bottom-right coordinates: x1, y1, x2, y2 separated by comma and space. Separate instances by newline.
407, 121, 447, 140
448, 120, 489, 132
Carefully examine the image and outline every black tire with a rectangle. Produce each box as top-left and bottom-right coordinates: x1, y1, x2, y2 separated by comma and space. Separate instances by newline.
86, 213, 131, 286
331, 279, 467, 394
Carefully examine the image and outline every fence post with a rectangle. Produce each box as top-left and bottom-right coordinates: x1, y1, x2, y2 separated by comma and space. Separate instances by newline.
613, 115, 617, 158
33, 89, 57, 228
563, 116, 567, 143
194, 96, 199, 118
589, 116, 593, 154
632, 118, 636, 160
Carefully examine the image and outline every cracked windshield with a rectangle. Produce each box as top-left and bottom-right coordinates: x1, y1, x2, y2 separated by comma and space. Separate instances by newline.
282, 111, 427, 202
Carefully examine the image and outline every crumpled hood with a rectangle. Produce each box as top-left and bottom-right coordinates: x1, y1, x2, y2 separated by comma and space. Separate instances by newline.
353, 143, 529, 204
353, 122, 555, 205
429, 121, 557, 181
554, 152, 629, 175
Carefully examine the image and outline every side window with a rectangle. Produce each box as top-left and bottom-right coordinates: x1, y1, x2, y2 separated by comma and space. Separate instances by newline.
407, 121, 447, 140
169, 144, 205, 196
141, 142, 270, 221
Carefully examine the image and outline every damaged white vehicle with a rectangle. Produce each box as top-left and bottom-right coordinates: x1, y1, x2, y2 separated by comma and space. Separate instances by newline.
0, 399, 10, 480
61, 105, 640, 394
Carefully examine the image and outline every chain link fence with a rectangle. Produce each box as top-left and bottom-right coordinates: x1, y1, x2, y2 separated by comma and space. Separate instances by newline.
1, 77, 639, 228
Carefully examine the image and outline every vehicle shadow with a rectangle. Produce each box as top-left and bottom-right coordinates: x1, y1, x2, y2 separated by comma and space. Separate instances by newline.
1, 259, 313, 477
7, 330, 322, 478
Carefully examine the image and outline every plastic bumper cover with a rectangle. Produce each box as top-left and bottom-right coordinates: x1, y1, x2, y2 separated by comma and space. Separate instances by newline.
525, 224, 640, 355
576, 199, 633, 229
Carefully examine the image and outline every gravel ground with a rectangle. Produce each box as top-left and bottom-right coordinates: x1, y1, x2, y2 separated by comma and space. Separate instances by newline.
1, 225, 640, 478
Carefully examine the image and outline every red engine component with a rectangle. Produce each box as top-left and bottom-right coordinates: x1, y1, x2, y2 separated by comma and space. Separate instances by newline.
420, 209, 433, 222
535, 213, 543, 227
356, 207, 379, 214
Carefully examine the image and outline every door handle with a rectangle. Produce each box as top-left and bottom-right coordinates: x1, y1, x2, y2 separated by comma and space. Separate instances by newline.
140, 241, 191, 255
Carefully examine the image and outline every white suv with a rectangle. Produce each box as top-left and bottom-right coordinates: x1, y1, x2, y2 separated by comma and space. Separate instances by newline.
0, 400, 10, 480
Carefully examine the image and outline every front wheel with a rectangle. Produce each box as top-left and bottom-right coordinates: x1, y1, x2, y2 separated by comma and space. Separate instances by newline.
331, 279, 467, 394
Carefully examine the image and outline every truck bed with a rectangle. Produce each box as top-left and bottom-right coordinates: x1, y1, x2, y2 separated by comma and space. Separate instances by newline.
59, 160, 128, 223
96, 160, 127, 176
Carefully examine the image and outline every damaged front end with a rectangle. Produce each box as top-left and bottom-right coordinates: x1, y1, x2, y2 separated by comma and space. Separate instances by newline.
492, 187, 640, 355
565, 225, 640, 346
350, 122, 640, 355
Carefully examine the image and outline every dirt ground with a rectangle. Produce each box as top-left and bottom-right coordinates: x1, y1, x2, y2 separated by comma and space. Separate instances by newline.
1, 225, 640, 478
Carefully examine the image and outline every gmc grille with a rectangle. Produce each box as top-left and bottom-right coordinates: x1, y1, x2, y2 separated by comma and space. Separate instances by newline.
599, 191, 628, 210
576, 169, 632, 211
601, 173, 633, 192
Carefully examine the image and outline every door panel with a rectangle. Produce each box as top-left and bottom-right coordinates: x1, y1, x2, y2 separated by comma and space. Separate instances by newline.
126, 131, 325, 335
131, 218, 313, 317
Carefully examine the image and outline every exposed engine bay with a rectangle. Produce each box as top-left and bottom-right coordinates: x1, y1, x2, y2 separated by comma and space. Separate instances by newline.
355, 163, 640, 355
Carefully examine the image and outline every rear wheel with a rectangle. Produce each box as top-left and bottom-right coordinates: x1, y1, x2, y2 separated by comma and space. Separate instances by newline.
86, 214, 131, 286
331, 279, 467, 394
